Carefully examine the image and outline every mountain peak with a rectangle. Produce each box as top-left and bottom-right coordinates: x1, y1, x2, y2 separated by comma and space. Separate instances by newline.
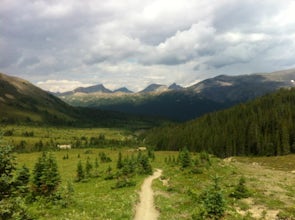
74, 84, 112, 94
139, 84, 168, 93
168, 83, 183, 90
113, 87, 133, 93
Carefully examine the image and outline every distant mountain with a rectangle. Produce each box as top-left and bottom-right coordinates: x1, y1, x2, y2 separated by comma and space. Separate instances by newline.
56, 68, 295, 121
168, 83, 183, 90
113, 87, 133, 93
75, 84, 112, 94
139, 84, 168, 93
188, 73, 293, 102
0, 73, 166, 128
58, 84, 112, 96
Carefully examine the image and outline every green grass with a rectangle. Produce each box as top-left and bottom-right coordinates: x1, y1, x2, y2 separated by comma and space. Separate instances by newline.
2, 126, 295, 219
152, 153, 295, 220
15, 148, 146, 220
9, 150, 295, 219
1, 125, 137, 152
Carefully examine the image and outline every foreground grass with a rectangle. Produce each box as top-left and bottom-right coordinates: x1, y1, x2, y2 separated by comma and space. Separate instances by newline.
16, 148, 145, 220
152, 153, 295, 220
14, 150, 295, 219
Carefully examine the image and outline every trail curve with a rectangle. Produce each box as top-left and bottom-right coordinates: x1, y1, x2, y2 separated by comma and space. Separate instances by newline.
134, 169, 162, 220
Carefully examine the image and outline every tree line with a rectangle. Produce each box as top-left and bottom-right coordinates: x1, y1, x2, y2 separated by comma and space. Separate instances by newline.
145, 88, 295, 157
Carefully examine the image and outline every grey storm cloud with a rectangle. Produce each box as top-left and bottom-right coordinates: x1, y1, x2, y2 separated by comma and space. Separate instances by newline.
1, 0, 295, 92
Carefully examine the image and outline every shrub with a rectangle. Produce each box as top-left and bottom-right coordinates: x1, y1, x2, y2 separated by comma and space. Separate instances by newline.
112, 177, 136, 189
99, 152, 112, 163
230, 176, 251, 199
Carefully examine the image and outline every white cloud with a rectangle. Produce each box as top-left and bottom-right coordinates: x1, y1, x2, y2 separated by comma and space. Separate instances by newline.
1, 0, 295, 91
37, 80, 93, 93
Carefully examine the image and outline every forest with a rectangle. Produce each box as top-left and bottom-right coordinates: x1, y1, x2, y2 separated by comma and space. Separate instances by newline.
144, 88, 295, 157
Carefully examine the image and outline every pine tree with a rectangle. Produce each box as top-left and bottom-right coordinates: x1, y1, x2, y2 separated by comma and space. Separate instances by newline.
32, 152, 60, 196
0, 145, 31, 219
117, 152, 123, 169
179, 148, 191, 168
0, 145, 16, 200
85, 157, 93, 178
230, 176, 251, 199
76, 160, 85, 182
137, 154, 152, 175
198, 176, 226, 220
15, 164, 30, 194
95, 157, 99, 169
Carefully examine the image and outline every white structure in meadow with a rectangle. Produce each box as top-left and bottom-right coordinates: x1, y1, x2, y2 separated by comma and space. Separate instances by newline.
57, 144, 71, 149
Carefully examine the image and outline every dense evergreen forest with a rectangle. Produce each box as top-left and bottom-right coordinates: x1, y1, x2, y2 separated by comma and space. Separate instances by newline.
145, 88, 295, 157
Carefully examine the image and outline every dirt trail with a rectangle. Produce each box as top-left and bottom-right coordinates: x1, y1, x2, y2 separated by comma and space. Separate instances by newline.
134, 169, 162, 220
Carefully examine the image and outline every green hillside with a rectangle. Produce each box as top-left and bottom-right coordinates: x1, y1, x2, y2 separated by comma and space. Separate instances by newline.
0, 73, 77, 125
145, 88, 295, 157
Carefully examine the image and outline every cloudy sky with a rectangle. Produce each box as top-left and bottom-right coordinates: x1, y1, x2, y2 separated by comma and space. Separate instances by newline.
1, 0, 295, 92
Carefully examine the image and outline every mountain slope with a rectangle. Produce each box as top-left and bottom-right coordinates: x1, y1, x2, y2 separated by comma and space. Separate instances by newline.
0, 73, 78, 124
188, 73, 294, 102
145, 88, 295, 157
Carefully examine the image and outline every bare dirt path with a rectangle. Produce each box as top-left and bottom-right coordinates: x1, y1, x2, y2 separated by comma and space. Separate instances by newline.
134, 169, 162, 220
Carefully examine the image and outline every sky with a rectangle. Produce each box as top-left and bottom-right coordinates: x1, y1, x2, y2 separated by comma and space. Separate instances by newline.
1, 0, 295, 92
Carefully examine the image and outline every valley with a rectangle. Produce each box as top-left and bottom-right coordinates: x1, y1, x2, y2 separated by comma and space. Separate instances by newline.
1, 70, 295, 219
2, 1, 295, 219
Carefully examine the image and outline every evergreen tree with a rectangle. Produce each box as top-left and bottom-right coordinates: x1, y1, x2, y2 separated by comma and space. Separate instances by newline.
198, 176, 226, 220
85, 157, 93, 178
0, 145, 16, 200
95, 157, 99, 169
32, 152, 60, 196
117, 151, 123, 169
0, 145, 31, 219
137, 153, 152, 175
76, 160, 85, 182
15, 164, 30, 194
230, 176, 251, 199
179, 148, 192, 168
148, 148, 155, 161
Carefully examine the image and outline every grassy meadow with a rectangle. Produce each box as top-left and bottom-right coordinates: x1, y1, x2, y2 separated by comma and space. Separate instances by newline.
152, 153, 295, 220
1, 125, 138, 152
1, 125, 295, 219
15, 148, 145, 220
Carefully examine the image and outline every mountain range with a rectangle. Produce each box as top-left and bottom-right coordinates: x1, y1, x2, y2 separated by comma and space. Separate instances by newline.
1, 68, 295, 125
56, 68, 295, 121
56, 83, 183, 96
0, 73, 165, 128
